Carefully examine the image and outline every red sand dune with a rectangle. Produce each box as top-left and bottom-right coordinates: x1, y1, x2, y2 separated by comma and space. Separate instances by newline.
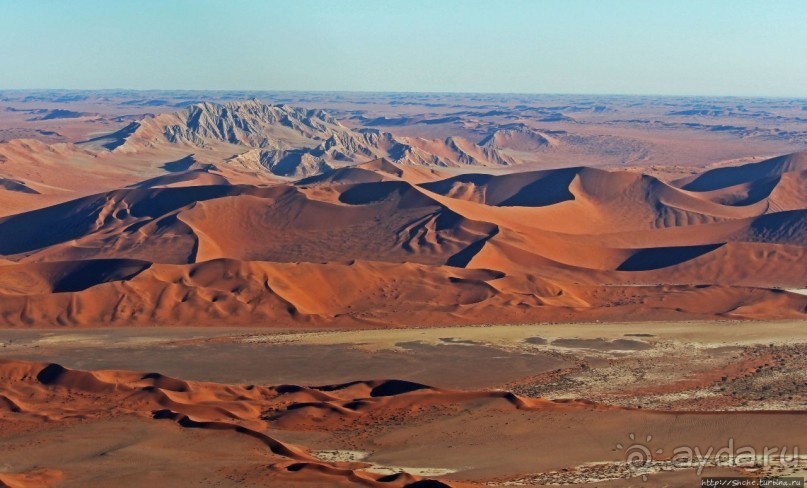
1, 359, 598, 487
0, 145, 805, 326
5, 358, 807, 487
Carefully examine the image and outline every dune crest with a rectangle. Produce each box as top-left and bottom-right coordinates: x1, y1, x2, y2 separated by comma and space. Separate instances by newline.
0, 151, 804, 326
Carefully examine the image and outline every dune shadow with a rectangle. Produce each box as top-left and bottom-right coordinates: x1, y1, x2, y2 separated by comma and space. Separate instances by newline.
161, 155, 197, 172
617, 243, 724, 271
50, 259, 152, 293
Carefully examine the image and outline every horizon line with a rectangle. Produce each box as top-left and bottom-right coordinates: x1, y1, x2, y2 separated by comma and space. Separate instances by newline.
2, 87, 806, 101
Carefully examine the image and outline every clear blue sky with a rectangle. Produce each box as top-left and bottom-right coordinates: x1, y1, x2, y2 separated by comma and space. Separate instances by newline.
1, 0, 806, 97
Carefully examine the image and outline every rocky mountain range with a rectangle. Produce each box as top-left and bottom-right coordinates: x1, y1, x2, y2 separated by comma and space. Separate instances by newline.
104, 99, 516, 177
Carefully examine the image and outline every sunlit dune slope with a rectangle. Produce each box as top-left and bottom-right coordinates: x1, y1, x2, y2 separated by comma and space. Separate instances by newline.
0, 153, 804, 327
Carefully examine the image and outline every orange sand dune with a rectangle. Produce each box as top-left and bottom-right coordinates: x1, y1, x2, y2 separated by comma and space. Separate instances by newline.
0, 469, 63, 488
0, 181, 496, 266
676, 151, 807, 191
0, 258, 803, 327
0, 153, 804, 326
1, 359, 599, 487
4, 358, 807, 487
297, 157, 452, 186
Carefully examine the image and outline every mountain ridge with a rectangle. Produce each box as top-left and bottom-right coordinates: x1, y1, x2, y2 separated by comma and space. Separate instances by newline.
111, 100, 517, 175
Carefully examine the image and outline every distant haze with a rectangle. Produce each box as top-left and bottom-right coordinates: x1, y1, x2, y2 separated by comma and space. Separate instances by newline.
1, 0, 806, 97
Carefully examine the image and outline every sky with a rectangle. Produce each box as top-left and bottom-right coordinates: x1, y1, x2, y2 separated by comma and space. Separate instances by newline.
1, 0, 806, 97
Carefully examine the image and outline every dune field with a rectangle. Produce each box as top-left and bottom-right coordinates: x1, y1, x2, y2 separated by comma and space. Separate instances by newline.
0, 93, 805, 487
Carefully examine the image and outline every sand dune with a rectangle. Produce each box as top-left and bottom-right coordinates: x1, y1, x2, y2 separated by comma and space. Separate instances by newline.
0, 359, 599, 486
678, 151, 807, 191
297, 157, 450, 186
0, 257, 803, 328
0, 100, 805, 326
0, 152, 804, 326
3, 91, 806, 488
4, 358, 807, 486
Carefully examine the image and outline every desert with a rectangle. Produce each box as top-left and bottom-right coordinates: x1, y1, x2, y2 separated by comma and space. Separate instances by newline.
0, 97, 804, 328
2, 1, 807, 486
4, 321, 807, 486
0, 91, 804, 487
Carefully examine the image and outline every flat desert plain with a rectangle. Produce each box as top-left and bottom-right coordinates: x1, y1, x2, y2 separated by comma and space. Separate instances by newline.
0, 91, 805, 487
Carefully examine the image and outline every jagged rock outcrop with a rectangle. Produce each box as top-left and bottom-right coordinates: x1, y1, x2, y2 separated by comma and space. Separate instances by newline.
118, 99, 346, 151
112, 100, 515, 177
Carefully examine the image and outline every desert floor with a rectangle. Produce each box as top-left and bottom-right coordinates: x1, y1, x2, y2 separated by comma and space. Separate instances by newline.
2, 320, 807, 487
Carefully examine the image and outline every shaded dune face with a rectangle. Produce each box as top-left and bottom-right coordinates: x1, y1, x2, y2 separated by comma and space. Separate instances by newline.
0, 178, 39, 195
0, 152, 805, 327
616, 244, 725, 271
420, 167, 579, 207
679, 152, 807, 191
0, 259, 151, 295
